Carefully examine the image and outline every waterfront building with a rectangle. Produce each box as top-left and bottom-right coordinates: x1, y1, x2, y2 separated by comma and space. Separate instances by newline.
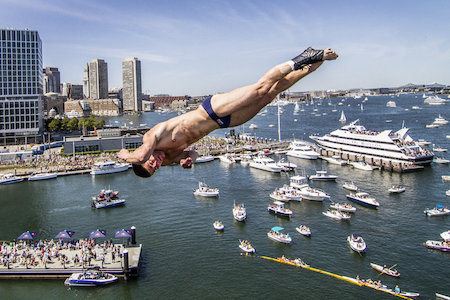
0, 28, 43, 145
62, 82, 83, 100
43, 66, 60, 94
122, 57, 142, 112
83, 59, 108, 99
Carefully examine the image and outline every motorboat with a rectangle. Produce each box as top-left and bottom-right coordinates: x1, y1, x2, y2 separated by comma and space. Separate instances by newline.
350, 161, 375, 171
249, 123, 258, 130
213, 221, 224, 231
346, 192, 380, 208
347, 234, 366, 253
322, 209, 351, 220
276, 158, 297, 171
388, 185, 406, 193
267, 201, 293, 217
441, 230, 450, 241
193, 181, 219, 197
432, 145, 447, 152
310, 119, 434, 167
218, 154, 237, 164
386, 101, 397, 108
269, 186, 301, 202
432, 114, 449, 126
434, 157, 450, 164
423, 240, 450, 252
370, 263, 400, 277
285, 140, 319, 160
0, 173, 24, 184
308, 170, 338, 181
92, 189, 126, 209
239, 240, 255, 253
330, 202, 357, 213
342, 181, 359, 192
424, 205, 450, 216
322, 155, 348, 166
417, 139, 431, 147
424, 95, 448, 105
289, 175, 330, 201
195, 155, 215, 163
447, 190, 450, 197
267, 226, 292, 244
426, 123, 440, 128
90, 161, 130, 175
28, 172, 58, 181
442, 175, 450, 182
233, 202, 247, 221
249, 155, 284, 173
296, 225, 311, 236
64, 268, 118, 286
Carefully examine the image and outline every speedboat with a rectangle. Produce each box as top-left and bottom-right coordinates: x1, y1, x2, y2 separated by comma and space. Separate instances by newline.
64, 268, 118, 286
92, 189, 126, 209
424, 205, 450, 216
388, 185, 406, 193
0, 174, 24, 184
195, 155, 215, 163
443, 175, 450, 182
267, 226, 292, 244
276, 158, 297, 171
432, 114, 449, 125
330, 202, 357, 213
322, 209, 351, 220
249, 123, 258, 130
213, 221, 224, 231
342, 181, 359, 192
270, 185, 302, 202
370, 263, 400, 277
346, 192, 380, 208
218, 154, 237, 164
239, 240, 255, 253
193, 181, 219, 197
90, 161, 130, 175
267, 201, 293, 217
308, 170, 338, 181
233, 202, 247, 222
286, 140, 319, 160
249, 155, 284, 173
350, 161, 375, 171
289, 175, 330, 201
423, 240, 450, 252
28, 172, 58, 181
441, 230, 450, 241
322, 155, 348, 166
434, 157, 450, 164
347, 234, 366, 253
296, 225, 311, 236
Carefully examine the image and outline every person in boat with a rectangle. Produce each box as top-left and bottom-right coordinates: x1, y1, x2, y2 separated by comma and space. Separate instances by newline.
118, 47, 338, 177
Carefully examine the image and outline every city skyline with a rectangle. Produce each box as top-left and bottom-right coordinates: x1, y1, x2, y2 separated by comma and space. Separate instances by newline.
1, 0, 449, 96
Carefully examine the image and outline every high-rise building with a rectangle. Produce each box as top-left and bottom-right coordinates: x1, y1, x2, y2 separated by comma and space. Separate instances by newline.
0, 28, 43, 144
122, 57, 142, 112
43, 66, 60, 94
83, 59, 108, 99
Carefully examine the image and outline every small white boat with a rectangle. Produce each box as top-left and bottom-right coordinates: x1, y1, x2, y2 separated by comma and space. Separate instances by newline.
424, 205, 450, 216
267, 226, 292, 244
233, 202, 247, 222
249, 155, 284, 173
446, 190, 450, 197
388, 185, 406, 193
218, 154, 237, 164
322, 155, 348, 166
276, 158, 297, 171
426, 123, 440, 128
417, 139, 431, 146
308, 170, 338, 181
441, 230, 450, 241
296, 225, 311, 236
342, 182, 359, 192
434, 157, 450, 164
370, 263, 400, 277
433, 114, 449, 125
213, 221, 224, 231
442, 175, 450, 182
0, 174, 24, 184
433, 145, 448, 152
195, 155, 215, 163
347, 234, 366, 253
351, 161, 375, 171
289, 175, 330, 201
90, 161, 130, 175
346, 192, 380, 208
91, 189, 126, 209
339, 111, 347, 123
64, 268, 118, 286
193, 182, 219, 197
423, 240, 450, 252
386, 101, 397, 108
330, 202, 356, 213
267, 201, 293, 217
322, 209, 351, 220
436, 293, 450, 300
28, 172, 58, 181
286, 140, 319, 160
239, 240, 255, 253
249, 123, 258, 130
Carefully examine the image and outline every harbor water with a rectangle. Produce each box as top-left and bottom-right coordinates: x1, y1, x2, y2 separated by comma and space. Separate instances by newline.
0, 94, 449, 299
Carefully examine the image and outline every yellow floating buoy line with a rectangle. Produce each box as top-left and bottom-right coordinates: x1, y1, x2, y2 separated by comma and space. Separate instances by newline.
259, 255, 413, 300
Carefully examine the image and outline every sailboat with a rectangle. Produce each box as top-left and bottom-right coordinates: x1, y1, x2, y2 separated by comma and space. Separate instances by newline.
293, 102, 300, 115
361, 103, 364, 112
339, 111, 347, 123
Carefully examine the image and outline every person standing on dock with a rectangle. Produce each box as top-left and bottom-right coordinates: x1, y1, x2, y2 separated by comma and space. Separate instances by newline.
119, 47, 338, 177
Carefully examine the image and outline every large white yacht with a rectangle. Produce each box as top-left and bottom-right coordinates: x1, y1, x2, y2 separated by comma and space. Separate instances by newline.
90, 161, 130, 175
286, 140, 319, 160
249, 155, 284, 173
310, 119, 434, 167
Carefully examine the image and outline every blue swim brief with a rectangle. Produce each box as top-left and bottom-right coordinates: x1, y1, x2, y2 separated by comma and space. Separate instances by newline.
201, 96, 231, 128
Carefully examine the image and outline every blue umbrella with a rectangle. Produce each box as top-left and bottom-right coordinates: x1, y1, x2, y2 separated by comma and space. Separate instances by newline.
55, 230, 75, 239
89, 229, 106, 238
115, 229, 132, 238
18, 231, 37, 240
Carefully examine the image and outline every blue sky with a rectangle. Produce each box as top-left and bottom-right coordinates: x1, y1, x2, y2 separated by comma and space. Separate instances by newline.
1, 0, 449, 95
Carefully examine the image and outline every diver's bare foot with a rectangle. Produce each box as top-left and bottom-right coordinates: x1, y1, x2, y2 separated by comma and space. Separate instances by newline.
323, 48, 338, 60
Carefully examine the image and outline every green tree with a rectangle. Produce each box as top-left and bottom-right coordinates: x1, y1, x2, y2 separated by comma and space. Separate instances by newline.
61, 117, 70, 131
78, 118, 86, 131
48, 118, 61, 131
67, 117, 79, 131
96, 117, 105, 129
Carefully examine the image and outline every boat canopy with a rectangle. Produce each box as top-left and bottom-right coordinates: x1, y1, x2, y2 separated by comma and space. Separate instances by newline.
273, 201, 285, 205
271, 226, 284, 232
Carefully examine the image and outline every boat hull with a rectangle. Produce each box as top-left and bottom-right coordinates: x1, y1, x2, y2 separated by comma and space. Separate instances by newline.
90, 164, 129, 175
346, 195, 379, 208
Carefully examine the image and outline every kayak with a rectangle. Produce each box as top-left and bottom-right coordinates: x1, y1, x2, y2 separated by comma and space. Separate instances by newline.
370, 263, 400, 277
